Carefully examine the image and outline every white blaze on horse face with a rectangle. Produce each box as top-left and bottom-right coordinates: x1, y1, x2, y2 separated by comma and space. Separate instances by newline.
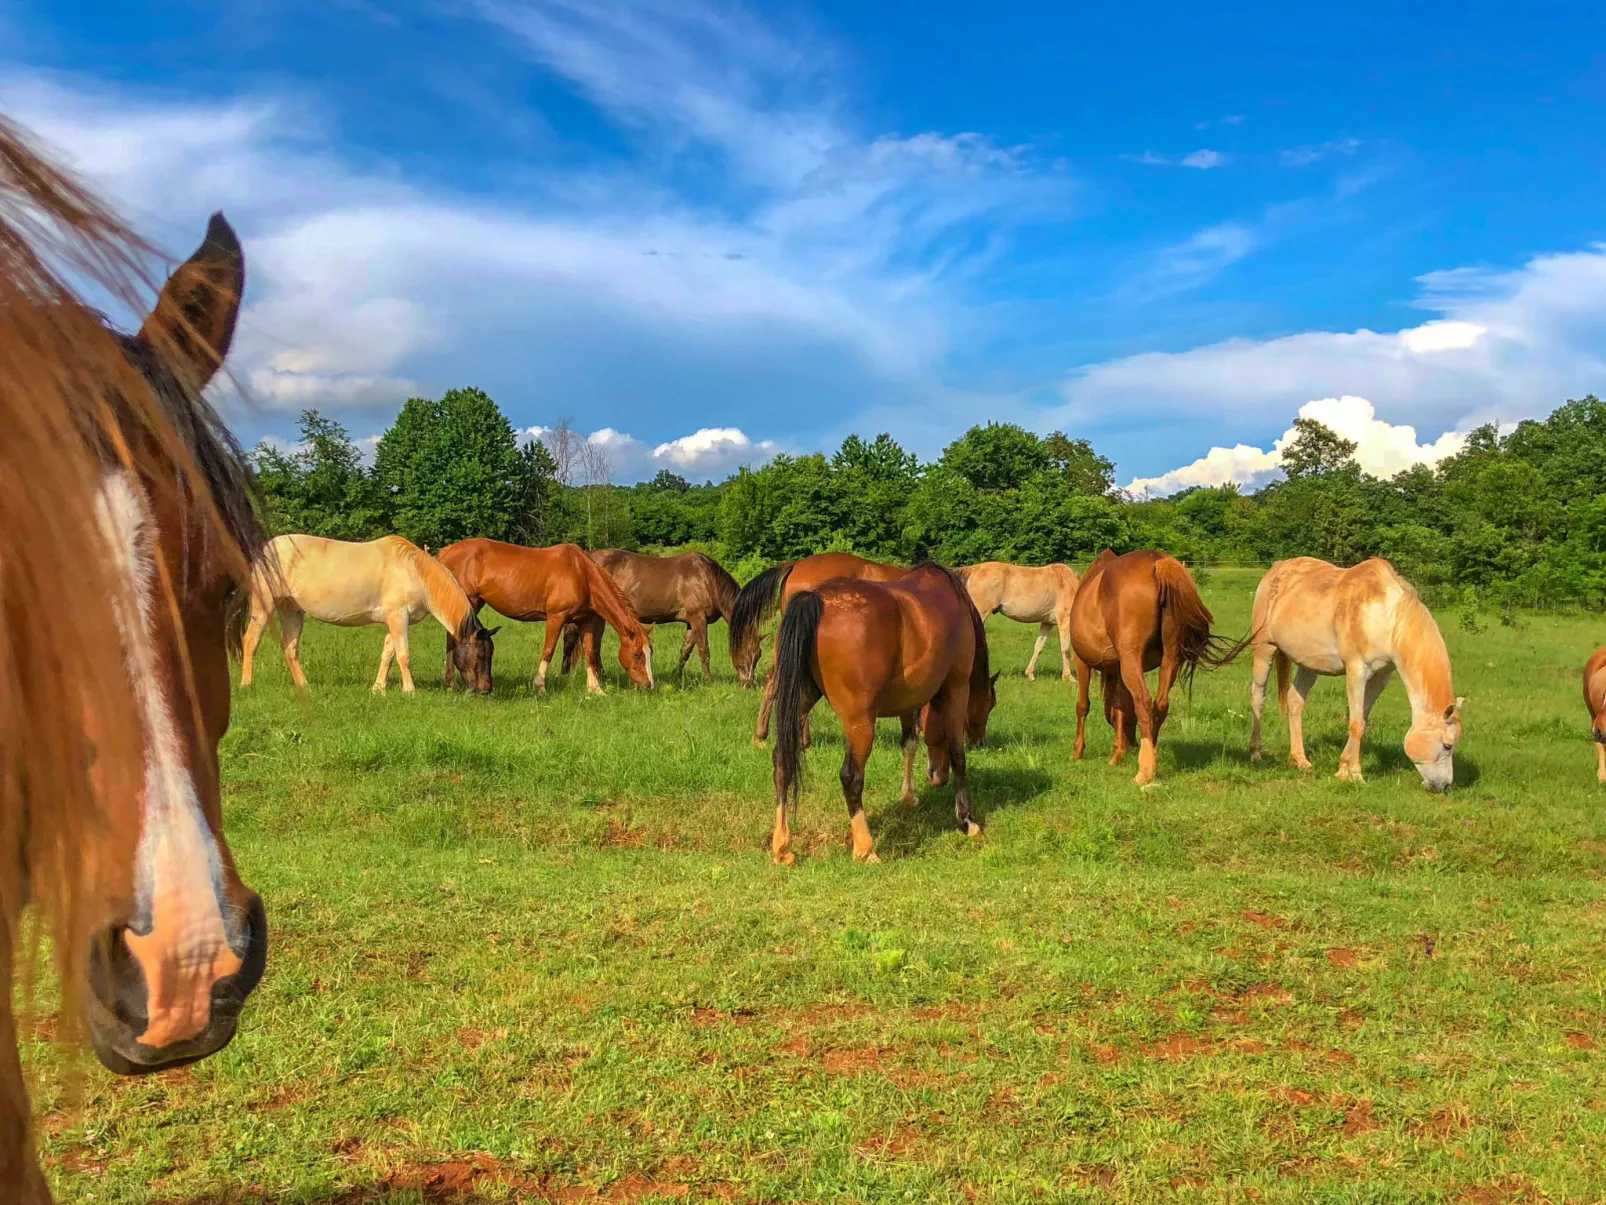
96, 472, 242, 1048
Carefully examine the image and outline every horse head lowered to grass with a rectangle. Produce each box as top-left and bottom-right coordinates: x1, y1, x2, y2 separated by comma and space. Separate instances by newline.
0, 119, 267, 1199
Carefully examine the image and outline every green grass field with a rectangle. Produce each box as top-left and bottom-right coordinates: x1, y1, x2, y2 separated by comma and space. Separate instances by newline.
35, 568, 1606, 1203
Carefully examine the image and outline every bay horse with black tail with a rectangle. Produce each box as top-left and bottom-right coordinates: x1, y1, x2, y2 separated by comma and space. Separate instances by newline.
0, 119, 267, 1199
438, 539, 654, 693
729, 552, 907, 740
560, 548, 739, 683
769, 562, 997, 865
1069, 549, 1244, 785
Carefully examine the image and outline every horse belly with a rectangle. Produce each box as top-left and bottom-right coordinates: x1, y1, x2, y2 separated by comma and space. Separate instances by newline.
1275, 630, 1346, 675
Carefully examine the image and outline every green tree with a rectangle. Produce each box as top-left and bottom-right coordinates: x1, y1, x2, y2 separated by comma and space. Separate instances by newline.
940, 423, 1049, 492
1280, 418, 1358, 479
372, 387, 534, 547
1042, 431, 1116, 496
252, 409, 387, 539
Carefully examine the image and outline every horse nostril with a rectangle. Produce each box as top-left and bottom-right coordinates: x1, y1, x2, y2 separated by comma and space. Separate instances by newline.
88, 925, 150, 1032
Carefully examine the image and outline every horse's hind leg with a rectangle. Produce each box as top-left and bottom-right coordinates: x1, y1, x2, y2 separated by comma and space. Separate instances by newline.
392, 615, 416, 694
559, 621, 581, 676
899, 711, 920, 805
840, 715, 879, 863
942, 689, 982, 837
280, 608, 308, 689
240, 600, 270, 687
1072, 654, 1093, 760
753, 665, 779, 745
692, 616, 714, 682
1286, 667, 1319, 770
1249, 644, 1274, 762
1057, 616, 1074, 681
1117, 656, 1160, 785
373, 631, 395, 694
1025, 622, 1051, 680
674, 622, 697, 682
442, 629, 457, 690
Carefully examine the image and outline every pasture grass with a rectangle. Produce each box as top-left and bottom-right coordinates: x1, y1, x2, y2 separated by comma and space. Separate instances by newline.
35, 569, 1606, 1203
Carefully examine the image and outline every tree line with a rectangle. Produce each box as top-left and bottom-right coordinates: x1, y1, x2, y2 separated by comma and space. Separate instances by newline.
253, 387, 1606, 609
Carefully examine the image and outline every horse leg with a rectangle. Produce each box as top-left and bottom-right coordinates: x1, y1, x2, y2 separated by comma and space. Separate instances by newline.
693, 616, 714, 682
943, 688, 982, 837
1072, 654, 1092, 760
240, 599, 270, 686
753, 664, 779, 745
390, 613, 416, 694
0, 968, 52, 1203
924, 700, 951, 787
674, 623, 697, 682
1025, 622, 1051, 681
1338, 662, 1379, 782
1597, 741, 1605, 784
280, 608, 308, 689
1106, 671, 1131, 765
1058, 615, 1074, 681
373, 631, 395, 694
534, 615, 565, 693
899, 711, 920, 805
1286, 667, 1319, 770
581, 616, 605, 695
442, 629, 457, 690
560, 621, 580, 676
840, 715, 879, 863
1118, 656, 1160, 785
1249, 644, 1274, 762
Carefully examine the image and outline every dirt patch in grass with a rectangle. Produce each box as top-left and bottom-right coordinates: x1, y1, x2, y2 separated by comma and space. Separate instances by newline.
1242, 910, 1290, 929
819, 1045, 895, 1076
1326, 947, 1359, 968
1564, 1030, 1597, 1050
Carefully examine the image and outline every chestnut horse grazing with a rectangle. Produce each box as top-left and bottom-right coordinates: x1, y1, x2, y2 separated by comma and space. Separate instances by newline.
1070, 549, 1242, 785
560, 548, 739, 683
958, 561, 1081, 680
438, 539, 654, 693
1584, 648, 1606, 782
0, 122, 267, 1199
730, 552, 907, 740
241, 534, 497, 694
769, 563, 997, 865
1249, 557, 1463, 791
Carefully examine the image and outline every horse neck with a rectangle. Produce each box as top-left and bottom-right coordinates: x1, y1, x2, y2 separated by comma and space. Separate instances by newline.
712, 561, 741, 622
1390, 596, 1455, 719
412, 548, 471, 634
580, 555, 641, 639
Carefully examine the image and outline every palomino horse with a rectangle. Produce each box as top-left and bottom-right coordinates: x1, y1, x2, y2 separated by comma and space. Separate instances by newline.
0, 123, 266, 1199
438, 539, 654, 693
1070, 549, 1242, 785
730, 552, 907, 741
560, 548, 739, 683
959, 561, 1081, 680
1584, 648, 1606, 782
1249, 557, 1463, 791
769, 563, 997, 865
240, 534, 497, 694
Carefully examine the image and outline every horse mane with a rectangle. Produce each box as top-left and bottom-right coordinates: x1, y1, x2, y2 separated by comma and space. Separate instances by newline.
386, 536, 480, 638
0, 117, 253, 1070
699, 553, 741, 622
729, 560, 795, 660
575, 546, 645, 639
1382, 561, 1454, 706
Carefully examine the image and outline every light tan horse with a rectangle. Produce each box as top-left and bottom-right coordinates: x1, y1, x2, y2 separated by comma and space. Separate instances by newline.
1248, 557, 1463, 791
1583, 648, 1606, 782
958, 562, 1080, 680
241, 534, 497, 694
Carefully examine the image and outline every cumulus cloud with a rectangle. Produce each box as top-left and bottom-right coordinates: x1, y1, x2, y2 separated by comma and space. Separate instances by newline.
523, 423, 780, 483
1123, 395, 1470, 497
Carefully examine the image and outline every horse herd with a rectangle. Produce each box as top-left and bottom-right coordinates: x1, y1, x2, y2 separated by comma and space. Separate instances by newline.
0, 121, 1582, 1200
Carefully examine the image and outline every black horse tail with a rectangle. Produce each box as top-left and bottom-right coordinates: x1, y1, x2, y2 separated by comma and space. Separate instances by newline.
728, 560, 795, 674
772, 589, 824, 807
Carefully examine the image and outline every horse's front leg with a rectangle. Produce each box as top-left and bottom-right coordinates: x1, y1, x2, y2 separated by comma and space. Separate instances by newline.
442, 629, 457, 690
580, 616, 605, 695
0, 965, 52, 1202
373, 630, 395, 694
942, 685, 982, 837
1337, 662, 1373, 781
753, 664, 779, 745
534, 613, 566, 693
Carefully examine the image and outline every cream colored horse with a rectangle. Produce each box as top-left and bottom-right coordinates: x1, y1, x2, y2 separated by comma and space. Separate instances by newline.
1248, 557, 1462, 791
958, 562, 1080, 679
241, 535, 497, 694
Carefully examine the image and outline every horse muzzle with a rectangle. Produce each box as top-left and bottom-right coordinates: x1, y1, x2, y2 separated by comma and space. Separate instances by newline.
86, 892, 267, 1075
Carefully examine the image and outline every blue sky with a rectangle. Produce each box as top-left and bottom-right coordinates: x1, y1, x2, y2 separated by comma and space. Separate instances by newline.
6, 0, 1605, 487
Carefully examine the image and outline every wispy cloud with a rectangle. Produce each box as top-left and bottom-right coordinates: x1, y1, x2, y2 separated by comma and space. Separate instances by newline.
1123, 147, 1231, 169
1280, 137, 1361, 167
1126, 220, 1257, 297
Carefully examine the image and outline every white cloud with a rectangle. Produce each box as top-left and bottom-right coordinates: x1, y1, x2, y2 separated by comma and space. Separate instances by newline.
522, 423, 780, 482
1280, 138, 1361, 167
1180, 149, 1228, 170
1124, 395, 1470, 497
1124, 148, 1230, 169
1131, 220, 1258, 297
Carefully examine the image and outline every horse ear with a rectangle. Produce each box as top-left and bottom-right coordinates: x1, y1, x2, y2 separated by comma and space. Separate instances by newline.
642, 624, 655, 637
485, 626, 501, 637
990, 670, 1001, 688
138, 212, 245, 393
1451, 696, 1465, 715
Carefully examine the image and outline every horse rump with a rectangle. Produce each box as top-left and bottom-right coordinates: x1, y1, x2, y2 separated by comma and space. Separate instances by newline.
771, 589, 824, 806
1153, 555, 1249, 684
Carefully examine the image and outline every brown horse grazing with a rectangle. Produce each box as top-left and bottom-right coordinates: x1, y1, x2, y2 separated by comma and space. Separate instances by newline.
1585, 648, 1606, 783
0, 123, 267, 1199
559, 548, 739, 683
729, 552, 908, 740
1069, 549, 1243, 785
438, 539, 654, 693
769, 563, 997, 865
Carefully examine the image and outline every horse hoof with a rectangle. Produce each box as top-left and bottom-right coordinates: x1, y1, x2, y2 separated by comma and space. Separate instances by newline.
1024, 672, 1035, 682
752, 737, 767, 749
1133, 771, 1155, 787
965, 821, 982, 838
901, 794, 918, 807
1291, 758, 1313, 771
856, 850, 880, 864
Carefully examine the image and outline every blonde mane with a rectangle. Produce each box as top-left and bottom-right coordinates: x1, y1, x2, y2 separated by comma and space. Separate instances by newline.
1386, 565, 1455, 710
383, 536, 476, 637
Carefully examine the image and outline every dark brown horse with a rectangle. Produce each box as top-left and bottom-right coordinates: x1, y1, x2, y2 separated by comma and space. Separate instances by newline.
559, 548, 739, 684
438, 539, 654, 693
769, 563, 997, 864
1068, 549, 1244, 785
729, 552, 908, 740
0, 122, 267, 1199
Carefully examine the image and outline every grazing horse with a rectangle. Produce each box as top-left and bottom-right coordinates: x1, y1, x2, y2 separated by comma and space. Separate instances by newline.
1584, 649, 1606, 783
729, 552, 907, 740
438, 539, 654, 693
559, 548, 739, 683
1070, 549, 1242, 785
240, 534, 497, 695
0, 123, 267, 1199
958, 561, 1081, 680
769, 563, 997, 865
1249, 557, 1463, 791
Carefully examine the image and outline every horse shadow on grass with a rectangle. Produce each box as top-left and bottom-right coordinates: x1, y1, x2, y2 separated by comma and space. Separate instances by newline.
1164, 729, 1483, 787
867, 758, 1054, 860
